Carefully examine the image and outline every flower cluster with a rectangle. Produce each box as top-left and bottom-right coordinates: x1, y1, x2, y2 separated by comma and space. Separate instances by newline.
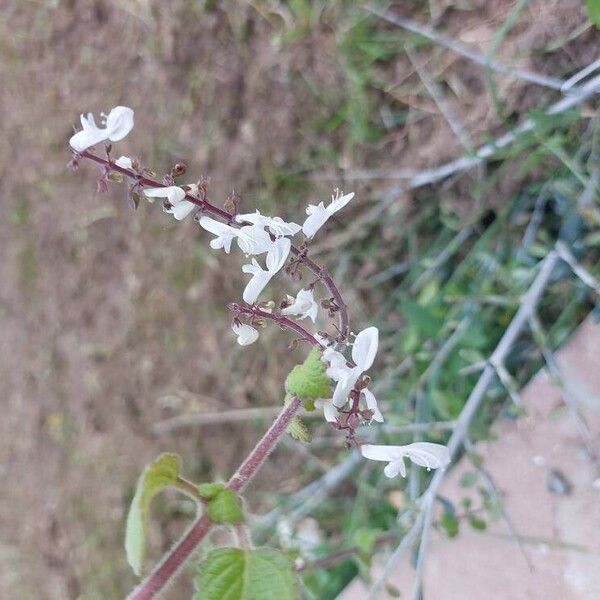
69, 106, 451, 480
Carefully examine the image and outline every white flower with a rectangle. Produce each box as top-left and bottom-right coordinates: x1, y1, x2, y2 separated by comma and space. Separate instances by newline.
236, 224, 274, 255
236, 211, 301, 237
242, 238, 291, 304
69, 106, 134, 152
361, 442, 450, 478
302, 189, 354, 239
115, 156, 133, 169
281, 288, 319, 322
144, 186, 196, 220
144, 186, 186, 204
166, 201, 196, 220
199, 218, 274, 255
326, 326, 378, 408
199, 217, 239, 253
232, 323, 259, 346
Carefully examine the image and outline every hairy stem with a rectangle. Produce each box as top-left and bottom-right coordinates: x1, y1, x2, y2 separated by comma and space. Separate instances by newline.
78, 149, 349, 337
127, 396, 303, 600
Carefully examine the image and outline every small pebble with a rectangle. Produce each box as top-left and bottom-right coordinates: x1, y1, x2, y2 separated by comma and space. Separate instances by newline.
547, 469, 572, 495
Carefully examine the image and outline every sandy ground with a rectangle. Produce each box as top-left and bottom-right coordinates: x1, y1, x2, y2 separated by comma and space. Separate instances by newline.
342, 315, 600, 599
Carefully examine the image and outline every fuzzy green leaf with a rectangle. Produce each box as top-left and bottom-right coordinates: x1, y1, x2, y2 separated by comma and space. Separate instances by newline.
198, 482, 225, 500
285, 348, 331, 404
196, 547, 298, 600
287, 416, 311, 442
206, 489, 244, 524
125, 453, 182, 576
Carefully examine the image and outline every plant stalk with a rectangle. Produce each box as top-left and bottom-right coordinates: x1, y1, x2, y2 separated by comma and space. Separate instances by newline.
127, 396, 303, 600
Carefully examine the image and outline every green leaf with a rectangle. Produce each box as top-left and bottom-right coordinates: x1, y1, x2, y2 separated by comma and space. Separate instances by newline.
196, 548, 298, 600
285, 348, 331, 404
468, 515, 487, 531
440, 511, 459, 538
400, 297, 444, 338
206, 489, 244, 524
125, 453, 182, 576
385, 583, 402, 598
353, 527, 383, 556
287, 416, 311, 442
586, 0, 600, 26
198, 482, 225, 500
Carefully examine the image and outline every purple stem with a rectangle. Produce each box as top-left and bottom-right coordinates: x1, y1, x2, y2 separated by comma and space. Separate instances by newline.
78, 150, 349, 337
127, 397, 303, 600
234, 305, 324, 349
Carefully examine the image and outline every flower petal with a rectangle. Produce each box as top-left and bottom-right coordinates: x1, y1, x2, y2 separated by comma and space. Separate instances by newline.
237, 225, 273, 255
321, 400, 338, 423
115, 156, 133, 169
384, 459, 407, 478
327, 191, 354, 215
352, 326, 378, 371
361, 443, 450, 479
242, 258, 273, 304
266, 237, 291, 273
331, 368, 360, 407
266, 216, 302, 237
362, 388, 384, 422
69, 129, 107, 152
144, 186, 186, 204
400, 442, 451, 471
281, 288, 319, 322
360, 444, 402, 462
81, 113, 100, 132
236, 210, 266, 226
105, 106, 134, 141
302, 203, 328, 239
232, 323, 259, 346
167, 200, 196, 220
322, 348, 347, 370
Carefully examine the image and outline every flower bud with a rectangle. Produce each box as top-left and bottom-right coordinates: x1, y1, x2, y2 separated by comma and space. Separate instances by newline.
361, 408, 374, 421
172, 162, 187, 177
224, 190, 240, 214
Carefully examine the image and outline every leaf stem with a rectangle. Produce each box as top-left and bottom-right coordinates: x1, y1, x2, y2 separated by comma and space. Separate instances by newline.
175, 476, 203, 502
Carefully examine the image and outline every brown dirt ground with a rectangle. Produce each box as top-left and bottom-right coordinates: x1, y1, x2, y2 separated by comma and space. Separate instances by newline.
0, 1, 598, 599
